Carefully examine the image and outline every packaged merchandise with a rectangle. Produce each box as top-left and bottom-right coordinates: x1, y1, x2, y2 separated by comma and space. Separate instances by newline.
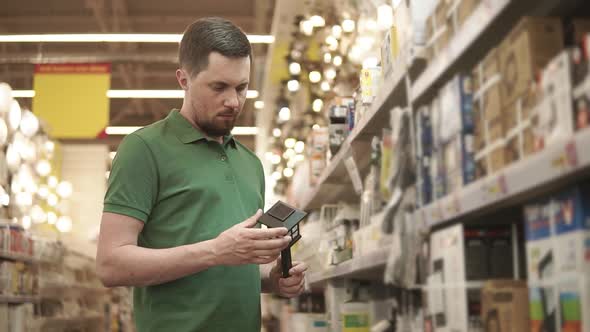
329, 104, 349, 156
439, 74, 474, 143
481, 280, 530, 332
498, 17, 563, 110
380, 129, 393, 201
308, 127, 329, 186
453, 0, 480, 30
533, 50, 576, 151
409, 0, 438, 46
442, 133, 475, 192
381, 26, 400, 80
472, 49, 504, 145
415, 106, 433, 158
360, 67, 382, 105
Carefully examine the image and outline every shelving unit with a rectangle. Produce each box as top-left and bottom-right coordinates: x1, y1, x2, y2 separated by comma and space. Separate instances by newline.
308, 246, 391, 286
0, 295, 39, 304
32, 314, 103, 330
0, 251, 35, 263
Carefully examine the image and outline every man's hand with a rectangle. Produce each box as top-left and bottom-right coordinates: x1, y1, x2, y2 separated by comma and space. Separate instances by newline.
212, 210, 291, 265
268, 257, 308, 298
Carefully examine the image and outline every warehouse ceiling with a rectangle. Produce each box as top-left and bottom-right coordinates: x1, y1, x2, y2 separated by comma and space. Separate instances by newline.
0, 0, 276, 150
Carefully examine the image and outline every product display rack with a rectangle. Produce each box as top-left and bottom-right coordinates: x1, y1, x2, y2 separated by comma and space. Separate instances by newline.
0, 294, 39, 304
297, 0, 590, 299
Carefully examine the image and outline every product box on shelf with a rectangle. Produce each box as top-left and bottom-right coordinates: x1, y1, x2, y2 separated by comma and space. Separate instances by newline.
439, 74, 474, 143
329, 104, 349, 156
533, 50, 576, 151
498, 17, 563, 110
416, 106, 434, 158
360, 67, 382, 105
430, 148, 447, 200
417, 156, 433, 207
472, 48, 503, 137
425, 0, 454, 62
481, 280, 530, 332
442, 133, 475, 192
381, 26, 400, 80
0, 224, 8, 252
308, 127, 329, 186
556, 275, 590, 332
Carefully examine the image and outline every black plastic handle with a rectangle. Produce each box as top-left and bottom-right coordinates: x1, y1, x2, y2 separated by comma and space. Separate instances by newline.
281, 248, 292, 278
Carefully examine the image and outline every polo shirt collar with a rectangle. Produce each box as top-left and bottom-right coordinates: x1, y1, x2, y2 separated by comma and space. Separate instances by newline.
168, 110, 237, 148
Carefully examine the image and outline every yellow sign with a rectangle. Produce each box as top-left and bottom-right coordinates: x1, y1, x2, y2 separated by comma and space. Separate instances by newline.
33, 63, 110, 139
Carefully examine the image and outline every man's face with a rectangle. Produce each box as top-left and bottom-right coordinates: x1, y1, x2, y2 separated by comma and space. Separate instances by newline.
177, 52, 250, 137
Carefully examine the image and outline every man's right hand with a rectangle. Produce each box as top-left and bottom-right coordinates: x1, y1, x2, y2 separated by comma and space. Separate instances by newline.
211, 210, 291, 265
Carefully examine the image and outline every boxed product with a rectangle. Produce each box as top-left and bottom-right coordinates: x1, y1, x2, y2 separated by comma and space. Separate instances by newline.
417, 156, 433, 207
481, 280, 530, 332
439, 74, 474, 143
381, 26, 400, 80
498, 17, 563, 110
415, 106, 433, 158
425, 0, 454, 61
472, 49, 504, 142
443, 133, 475, 192
360, 67, 382, 105
329, 104, 349, 156
0, 224, 8, 252
574, 88, 590, 131
409, 0, 438, 46
557, 276, 590, 332
430, 148, 447, 200
308, 127, 329, 186
534, 50, 576, 151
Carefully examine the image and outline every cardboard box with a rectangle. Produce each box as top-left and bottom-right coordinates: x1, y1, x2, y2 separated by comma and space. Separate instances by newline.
481, 280, 530, 332
473, 49, 503, 123
499, 17, 563, 109
443, 133, 475, 191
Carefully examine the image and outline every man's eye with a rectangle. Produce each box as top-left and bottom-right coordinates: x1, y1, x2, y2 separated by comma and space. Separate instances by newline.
212, 85, 225, 91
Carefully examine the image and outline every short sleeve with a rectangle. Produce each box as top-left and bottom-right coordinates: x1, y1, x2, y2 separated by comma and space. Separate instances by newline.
103, 133, 158, 223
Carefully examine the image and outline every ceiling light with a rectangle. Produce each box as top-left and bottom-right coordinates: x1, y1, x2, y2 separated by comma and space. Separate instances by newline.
278, 107, 291, 122
48, 176, 58, 188
272, 171, 282, 180
47, 211, 57, 225
309, 71, 322, 83
294, 141, 305, 154
271, 154, 281, 165
295, 154, 305, 162
105, 125, 259, 136
21, 216, 31, 229
0, 33, 274, 44
16, 89, 259, 99
312, 99, 323, 112
333, 55, 343, 67
300, 20, 314, 36
254, 100, 264, 109
325, 68, 337, 80
56, 216, 72, 233
312, 124, 320, 130
309, 15, 326, 27
56, 181, 73, 198
38, 186, 49, 199
323, 53, 332, 64
272, 128, 282, 137
321, 81, 331, 91
289, 62, 301, 75
31, 205, 46, 224
283, 168, 294, 178
283, 148, 295, 159
284, 138, 297, 149
287, 79, 300, 92
332, 25, 343, 39
36, 160, 51, 177
47, 193, 58, 207
362, 56, 379, 69
20, 110, 39, 137
231, 127, 258, 135
392, 0, 402, 8
342, 19, 356, 33
9, 100, 21, 130
377, 4, 394, 30
44, 141, 55, 154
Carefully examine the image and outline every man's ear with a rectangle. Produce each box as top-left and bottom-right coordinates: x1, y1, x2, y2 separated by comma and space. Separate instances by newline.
176, 69, 189, 90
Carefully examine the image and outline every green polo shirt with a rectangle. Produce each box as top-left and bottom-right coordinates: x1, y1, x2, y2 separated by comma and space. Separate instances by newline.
103, 110, 265, 332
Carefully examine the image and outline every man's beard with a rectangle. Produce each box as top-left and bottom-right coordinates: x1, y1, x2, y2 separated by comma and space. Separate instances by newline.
198, 114, 237, 137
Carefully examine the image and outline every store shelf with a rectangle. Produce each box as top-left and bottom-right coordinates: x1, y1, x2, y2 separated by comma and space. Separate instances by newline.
40, 282, 106, 299
0, 294, 39, 304
300, 59, 410, 211
411, 0, 511, 104
34, 314, 103, 329
418, 129, 590, 228
0, 251, 35, 263
307, 246, 391, 286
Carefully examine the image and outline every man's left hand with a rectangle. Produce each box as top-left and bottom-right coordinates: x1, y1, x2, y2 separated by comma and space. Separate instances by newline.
269, 258, 307, 298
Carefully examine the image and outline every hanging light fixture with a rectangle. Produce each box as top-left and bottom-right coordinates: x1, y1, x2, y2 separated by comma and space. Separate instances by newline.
287, 79, 300, 92
289, 62, 301, 75
321, 81, 331, 92
299, 19, 314, 36
323, 53, 332, 64
309, 71, 322, 83
272, 128, 282, 137
377, 4, 394, 30
278, 107, 291, 122
333, 55, 343, 67
342, 19, 356, 33
332, 25, 343, 39
312, 99, 323, 112
309, 15, 325, 27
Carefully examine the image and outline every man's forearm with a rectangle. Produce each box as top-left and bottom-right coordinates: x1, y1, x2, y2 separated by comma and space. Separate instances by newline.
98, 240, 218, 287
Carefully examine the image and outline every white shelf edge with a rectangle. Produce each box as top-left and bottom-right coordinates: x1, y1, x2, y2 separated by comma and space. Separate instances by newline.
308, 246, 391, 285
0, 294, 39, 304
417, 129, 590, 227
411, 0, 511, 103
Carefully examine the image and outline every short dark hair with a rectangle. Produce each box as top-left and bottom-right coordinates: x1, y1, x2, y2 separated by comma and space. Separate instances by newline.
178, 17, 252, 76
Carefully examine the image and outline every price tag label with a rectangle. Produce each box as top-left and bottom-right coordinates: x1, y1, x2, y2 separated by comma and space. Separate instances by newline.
551, 140, 578, 172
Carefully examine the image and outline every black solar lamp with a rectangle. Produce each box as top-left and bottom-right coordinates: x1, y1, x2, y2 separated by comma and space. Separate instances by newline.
258, 201, 307, 277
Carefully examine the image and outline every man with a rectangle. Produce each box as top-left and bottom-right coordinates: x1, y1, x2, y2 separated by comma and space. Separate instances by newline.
96, 17, 307, 332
